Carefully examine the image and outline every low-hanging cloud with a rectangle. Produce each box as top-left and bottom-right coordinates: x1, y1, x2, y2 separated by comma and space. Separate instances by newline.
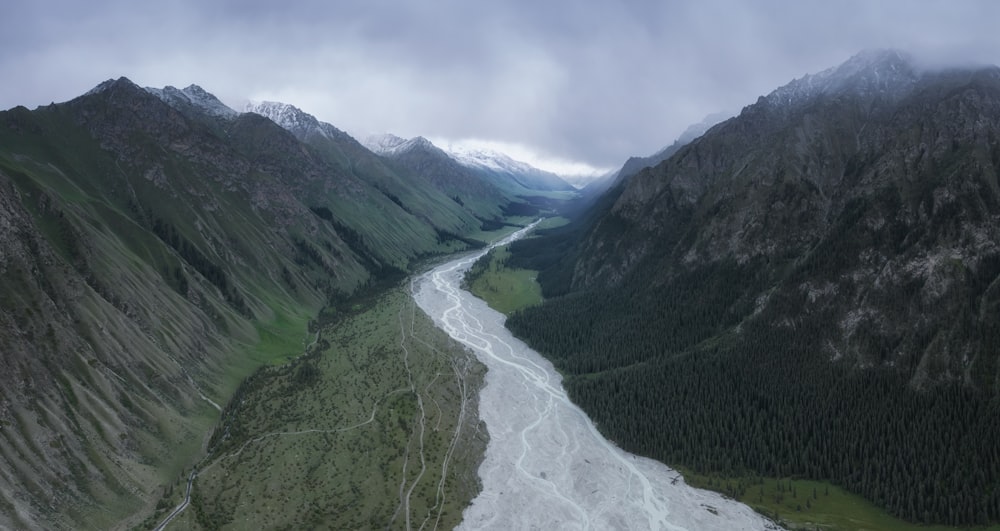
3, 0, 1000, 172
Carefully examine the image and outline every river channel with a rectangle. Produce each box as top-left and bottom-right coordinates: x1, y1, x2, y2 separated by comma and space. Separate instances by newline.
411, 226, 778, 530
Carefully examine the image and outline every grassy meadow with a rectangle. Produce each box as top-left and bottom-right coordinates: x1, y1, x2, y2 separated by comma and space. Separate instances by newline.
464, 245, 543, 315
682, 472, 1000, 531
141, 287, 487, 530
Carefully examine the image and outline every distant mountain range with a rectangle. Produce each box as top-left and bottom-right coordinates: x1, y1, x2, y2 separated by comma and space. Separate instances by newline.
363, 133, 575, 193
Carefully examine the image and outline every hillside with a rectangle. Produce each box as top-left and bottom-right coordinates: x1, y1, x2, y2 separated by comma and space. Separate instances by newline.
244, 102, 487, 235
507, 50, 1000, 526
0, 78, 500, 529
614, 111, 733, 185
364, 134, 510, 219
363, 134, 574, 222
444, 144, 576, 194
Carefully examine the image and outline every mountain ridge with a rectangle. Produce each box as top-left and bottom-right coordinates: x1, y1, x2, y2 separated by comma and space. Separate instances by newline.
613, 110, 734, 187
0, 76, 511, 529
506, 49, 1000, 526
146, 84, 239, 119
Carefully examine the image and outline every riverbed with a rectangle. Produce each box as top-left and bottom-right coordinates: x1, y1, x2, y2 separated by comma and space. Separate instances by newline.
411, 226, 778, 530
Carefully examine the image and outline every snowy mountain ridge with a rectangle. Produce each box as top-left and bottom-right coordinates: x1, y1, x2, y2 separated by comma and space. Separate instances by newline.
361, 133, 437, 156
762, 49, 920, 108
446, 145, 543, 175
243, 100, 348, 139
145, 84, 239, 118
362, 134, 574, 190
139, 81, 571, 190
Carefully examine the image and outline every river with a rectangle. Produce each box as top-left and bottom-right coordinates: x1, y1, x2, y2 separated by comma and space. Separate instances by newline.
411, 225, 778, 530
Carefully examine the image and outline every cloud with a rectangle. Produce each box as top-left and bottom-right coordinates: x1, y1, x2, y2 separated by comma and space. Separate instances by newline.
3, 0, 1000, 172
429, 136, 614, 178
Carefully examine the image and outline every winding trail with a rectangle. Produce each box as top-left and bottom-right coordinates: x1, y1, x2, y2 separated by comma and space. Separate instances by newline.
412, 224, 779, 531
152, 383, 407, 530
391, 301, 430, 531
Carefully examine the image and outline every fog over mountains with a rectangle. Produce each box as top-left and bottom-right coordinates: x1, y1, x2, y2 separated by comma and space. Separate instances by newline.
507, 49, 1000, 527
2, 47, 1000, 529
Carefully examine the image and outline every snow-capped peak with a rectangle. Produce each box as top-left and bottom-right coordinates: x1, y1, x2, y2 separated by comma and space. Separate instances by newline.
85, 77, 138, 96
85, 79, 117, 96
362, 133, 408, 154
762, 49, 919, 108
145, 84, 238, 118
442, 143, 574, 190
446, 145, 535, 174
361, 134, 435, 156
243, 100, 326, 137
242, 100, 351, 141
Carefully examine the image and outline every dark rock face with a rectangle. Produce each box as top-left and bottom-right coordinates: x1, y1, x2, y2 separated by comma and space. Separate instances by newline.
573, 52, 1000, 387
504, 51, 1000, 527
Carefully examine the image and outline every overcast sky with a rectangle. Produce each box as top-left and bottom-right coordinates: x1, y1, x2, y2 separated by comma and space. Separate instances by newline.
3, 1, 1000, 176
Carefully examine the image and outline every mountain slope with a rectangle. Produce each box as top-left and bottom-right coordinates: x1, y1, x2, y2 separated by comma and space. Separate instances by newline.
0, 78, 496, 529
363, 134, 512, 220
146, 84, 239, 120
445, 145, 576, 193
615, 111, 733, 184
507, 50, 1000, 526
243, 103, 483, 236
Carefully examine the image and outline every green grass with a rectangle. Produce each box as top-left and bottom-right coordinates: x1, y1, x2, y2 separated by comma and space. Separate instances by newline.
0, 101, 534, 530
465, 245, 543, 315
536, 216, 570, 230
681, 471, 1000, 531
184, 288, 487, 530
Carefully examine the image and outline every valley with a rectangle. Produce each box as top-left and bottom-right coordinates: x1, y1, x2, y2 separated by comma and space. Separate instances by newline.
0, 78, 575, 529
414, 226, 776, 531
466, 228, 1000, 531
147, 286, 490, 530
3, 45, 1000, 531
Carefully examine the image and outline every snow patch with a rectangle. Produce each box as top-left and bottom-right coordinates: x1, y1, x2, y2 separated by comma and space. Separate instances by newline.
145, 84, 238, 118
85, 79, 118, 96
361, 133, 436, 156
446, 144, 536, 174
760, 49, 919, 109
244, 100, 329, 137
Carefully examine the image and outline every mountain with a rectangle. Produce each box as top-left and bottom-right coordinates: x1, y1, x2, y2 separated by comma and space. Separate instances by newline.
363, 133, 549, 221
0, 78, 501, 529
506, 50, 1000, 526
614, 111, 733, 184
245, 100, 334, 136
241, 102, 485, 236
146, 84, 239, 120
444, 145, 576, 193
362, 132, 429, 156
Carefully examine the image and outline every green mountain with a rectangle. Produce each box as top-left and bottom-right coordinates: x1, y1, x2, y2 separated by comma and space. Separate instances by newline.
507, 50, 1000, 526
242, 101, 485, 235
363, 133, 574, 222
440, 144, 577, 195
0, 78, 503, 529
